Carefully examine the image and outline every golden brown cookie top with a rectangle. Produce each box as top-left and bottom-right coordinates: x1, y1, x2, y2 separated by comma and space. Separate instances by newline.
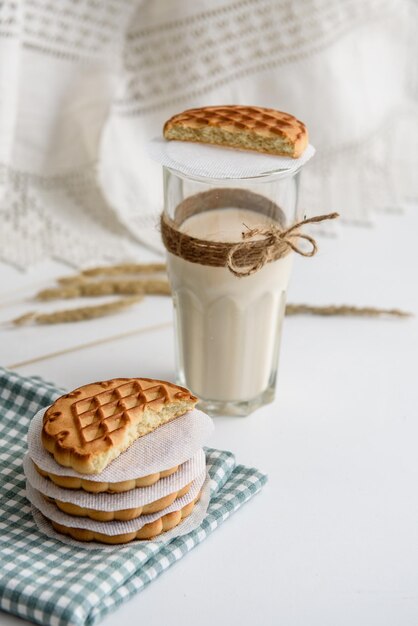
163, 105, 308, 157
42, 378, 198, 474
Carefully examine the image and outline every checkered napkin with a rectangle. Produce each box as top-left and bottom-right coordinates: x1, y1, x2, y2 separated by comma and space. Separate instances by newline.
0, 368, 267, 626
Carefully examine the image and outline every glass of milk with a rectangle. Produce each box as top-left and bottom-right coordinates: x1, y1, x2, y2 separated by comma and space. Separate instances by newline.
163, 166, 302, 416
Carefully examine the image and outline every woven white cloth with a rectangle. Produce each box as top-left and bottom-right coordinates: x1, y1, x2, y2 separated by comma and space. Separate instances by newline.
0, 0, 417, 268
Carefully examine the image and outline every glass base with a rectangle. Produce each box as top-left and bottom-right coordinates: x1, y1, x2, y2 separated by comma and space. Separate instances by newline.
195, 385, 276, 417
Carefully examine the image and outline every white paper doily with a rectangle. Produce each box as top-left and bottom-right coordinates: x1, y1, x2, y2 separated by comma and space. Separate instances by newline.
27, 407, 214, 481
26, 469, 206, 535
24, 450, 205, 510
147, 138, 315, 180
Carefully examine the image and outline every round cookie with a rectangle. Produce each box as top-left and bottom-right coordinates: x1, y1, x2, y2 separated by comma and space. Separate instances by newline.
34, 462, 179, 493
42, 378, 197, 474
44, 482, 192, 521
49, 497, 199, 543
164, 105, 308, 158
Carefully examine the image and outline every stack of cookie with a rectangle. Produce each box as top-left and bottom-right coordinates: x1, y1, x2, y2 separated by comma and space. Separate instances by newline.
24, 377, 213, 544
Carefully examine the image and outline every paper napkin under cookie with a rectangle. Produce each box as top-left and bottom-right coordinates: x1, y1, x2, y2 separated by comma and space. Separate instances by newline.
148, 138, 315, 179
0, 367, 267, 626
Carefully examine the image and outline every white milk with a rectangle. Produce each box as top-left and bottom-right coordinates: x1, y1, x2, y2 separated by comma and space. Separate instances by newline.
167, 208, 293, 403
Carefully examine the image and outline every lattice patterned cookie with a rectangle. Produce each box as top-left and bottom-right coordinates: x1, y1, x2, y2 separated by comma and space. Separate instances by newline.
42, 378, 197, 474
163, 105, 308, 157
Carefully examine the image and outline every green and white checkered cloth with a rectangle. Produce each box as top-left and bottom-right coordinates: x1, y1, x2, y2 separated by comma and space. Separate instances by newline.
0, 367, 267, 626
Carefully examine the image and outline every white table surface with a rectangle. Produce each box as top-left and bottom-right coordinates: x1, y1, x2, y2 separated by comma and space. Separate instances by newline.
1, 207, 417, 626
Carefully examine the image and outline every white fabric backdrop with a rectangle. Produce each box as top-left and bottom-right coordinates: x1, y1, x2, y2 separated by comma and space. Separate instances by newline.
0, 0, 417, 268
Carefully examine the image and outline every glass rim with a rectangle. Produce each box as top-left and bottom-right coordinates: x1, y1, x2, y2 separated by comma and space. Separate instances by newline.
163, 164, 303, 185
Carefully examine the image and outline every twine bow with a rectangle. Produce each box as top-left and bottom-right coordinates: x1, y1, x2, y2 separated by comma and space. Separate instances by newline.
226, 212, 340, 277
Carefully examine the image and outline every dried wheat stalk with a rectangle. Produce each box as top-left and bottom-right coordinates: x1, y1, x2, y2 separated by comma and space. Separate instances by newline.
285, 304, 411, 318
12, 296, 143, 326
81, 263, 166, 276
19, 261, 412, 325
36, 279, 171, 300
